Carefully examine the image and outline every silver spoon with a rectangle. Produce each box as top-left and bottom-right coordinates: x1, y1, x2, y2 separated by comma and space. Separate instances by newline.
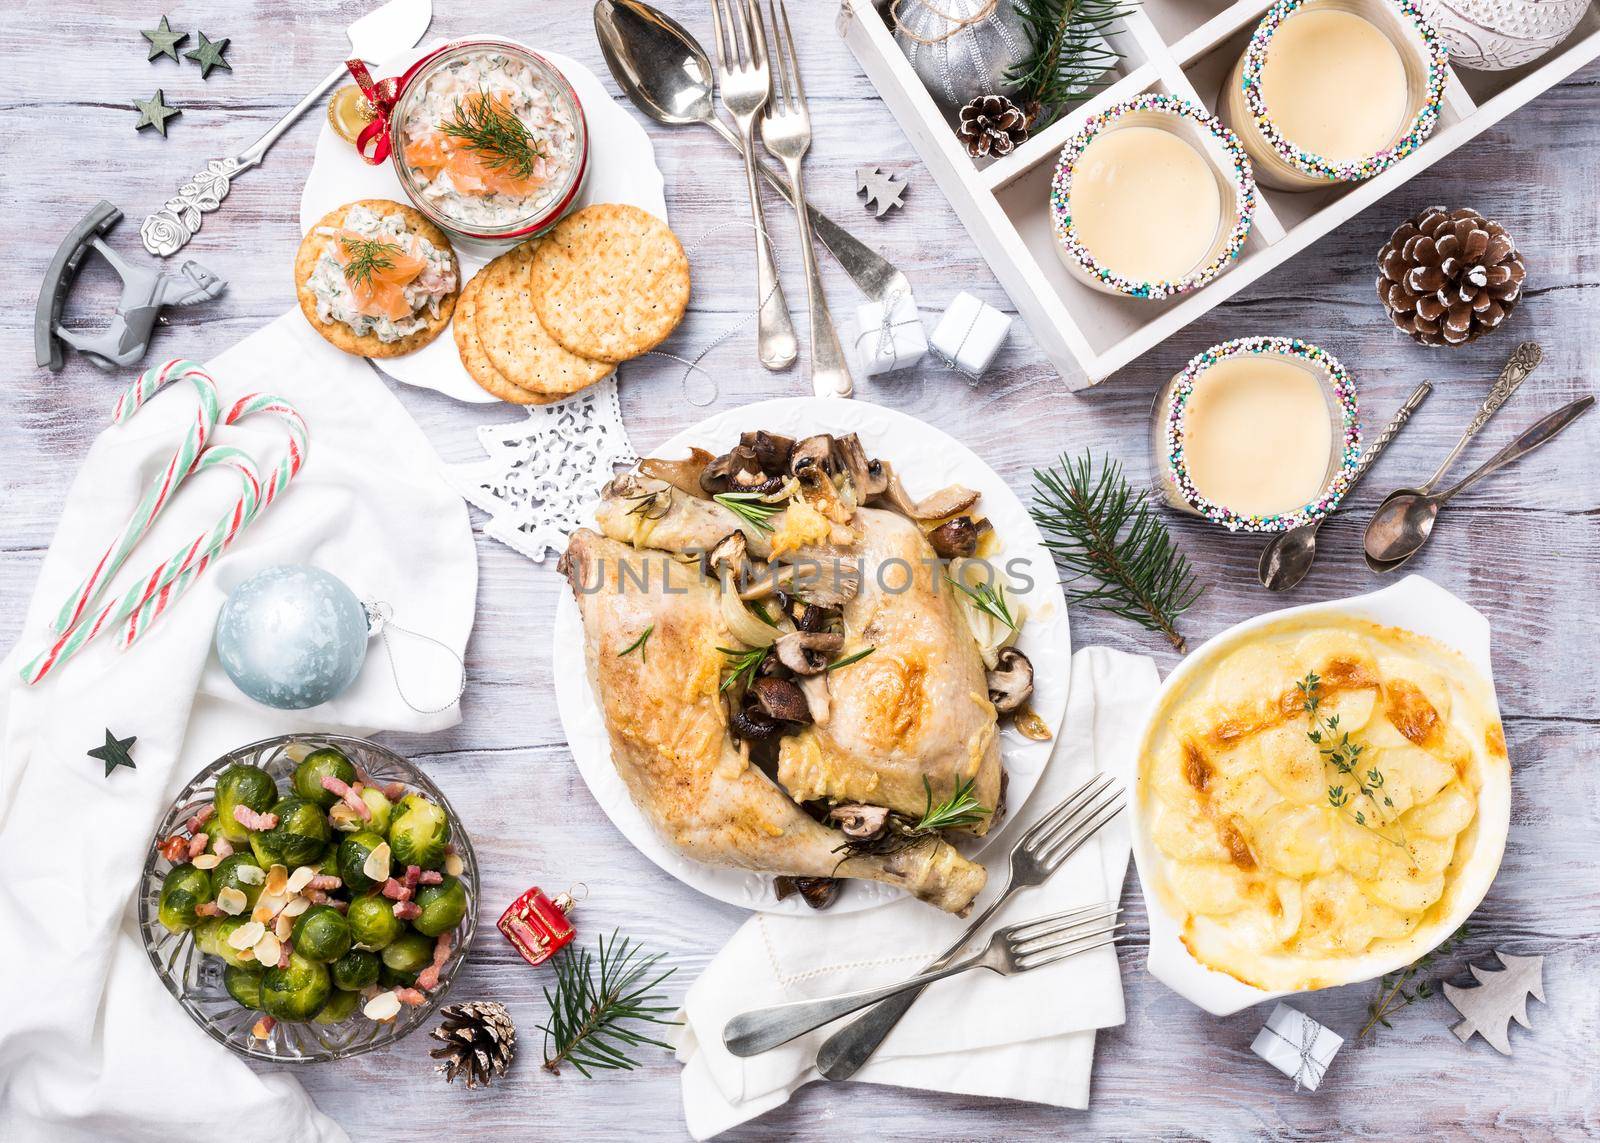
1364, 394, 1594, 572
1258, 381, 1432, 592
594, 0, 911, 304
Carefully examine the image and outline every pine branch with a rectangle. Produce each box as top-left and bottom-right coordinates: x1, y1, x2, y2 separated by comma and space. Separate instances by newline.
540, 930, 677, 1077
1029, 452, 1204, 651
1007, 0, 1131, 127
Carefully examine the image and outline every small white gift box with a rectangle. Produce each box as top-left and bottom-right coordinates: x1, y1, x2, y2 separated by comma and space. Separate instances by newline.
852, 290, 927, 377
930, 291, 1011, 380
1251, 1003, 1342, 1092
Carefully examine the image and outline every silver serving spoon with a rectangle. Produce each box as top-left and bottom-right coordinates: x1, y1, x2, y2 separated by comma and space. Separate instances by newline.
594, 0, 910, 304
1258, 381, 1432, 592
1364, 394, 1594, 572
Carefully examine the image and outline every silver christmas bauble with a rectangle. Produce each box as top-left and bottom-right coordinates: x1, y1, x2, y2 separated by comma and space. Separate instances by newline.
214, 565, 370, 710
1422, 0, 1590, 71
892, 0, 1031, 110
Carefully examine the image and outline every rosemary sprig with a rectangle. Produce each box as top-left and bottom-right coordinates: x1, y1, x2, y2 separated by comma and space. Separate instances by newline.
948, 576, 1016, 629
625, 487, 673, 520
826, 646, 876, 672
1007, 0, 1131, 129
337, 235, 401, 289
717, 645, 766, 693
1030, 452, 1204, 651
713, 491, 783, 534
834, 774, 991, 864
617, 625, 653, 662
1360, 924, 1470, 1039
440, 87, 545, 180
540, 930, 677, 1077
1299, 673, 1403, 847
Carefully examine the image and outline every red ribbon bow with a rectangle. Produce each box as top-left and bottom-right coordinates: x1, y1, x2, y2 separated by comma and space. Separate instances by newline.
345, 59, 402, 165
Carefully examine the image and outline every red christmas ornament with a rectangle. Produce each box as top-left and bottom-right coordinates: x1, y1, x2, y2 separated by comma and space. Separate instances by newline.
497, 885, 581, 968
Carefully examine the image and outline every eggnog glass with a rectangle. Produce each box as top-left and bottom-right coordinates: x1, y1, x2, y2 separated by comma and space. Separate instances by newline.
1151, 337, 1361, 533
1050, 94, 1256, 301
1221, 0, 1449, 192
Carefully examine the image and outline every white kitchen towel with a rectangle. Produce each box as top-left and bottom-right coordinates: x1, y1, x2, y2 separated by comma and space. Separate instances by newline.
675, 646, 1159, 1139
0, 311, 478, 1143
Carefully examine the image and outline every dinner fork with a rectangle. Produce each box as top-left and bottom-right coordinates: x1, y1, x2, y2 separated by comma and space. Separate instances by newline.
816, 771, 1126, 1079
724, 903, 1124, 1056
709, 0, 798, 371
758, 0, 855, 399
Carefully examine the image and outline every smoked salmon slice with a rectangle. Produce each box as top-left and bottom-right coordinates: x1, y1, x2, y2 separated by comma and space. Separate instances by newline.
333, 230, 426, 321
404, 91, 553, 198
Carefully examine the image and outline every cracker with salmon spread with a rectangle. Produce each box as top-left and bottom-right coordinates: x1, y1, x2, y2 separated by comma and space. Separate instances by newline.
527, 204, 690, 364
454, 268, 564, 405
295, 199, 459, 358
476, 242, 613, 397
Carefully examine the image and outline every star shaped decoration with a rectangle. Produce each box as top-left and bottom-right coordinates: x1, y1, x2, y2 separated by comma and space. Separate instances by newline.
133, 89, 182, 136
141, 15, 189, 62
89, 729, 138, 777
184, 30, 231, 78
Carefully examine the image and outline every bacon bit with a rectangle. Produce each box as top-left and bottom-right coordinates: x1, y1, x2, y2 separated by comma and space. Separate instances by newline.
327, 898, 349, 913
417, 870, 443, 886
278, 941, 293, 969
187, 833, 209, 859
251, 1015, 276, 1040
354, 766, 375, 786
307, 874, 342, 891
233, 806, 279, 831
212, 837, 234, 859
323, 775, 373, 822
394, 987, 427, 1007
195, 901, 223, 918
158, 835, 189, 863
381, 878, 413, 902
184, 804, 215, 834
416, 933, 453, 991
382, 781, 407, 802
393, 901, 422, 921
403, 865, 421, 891
303, 887, 329, 905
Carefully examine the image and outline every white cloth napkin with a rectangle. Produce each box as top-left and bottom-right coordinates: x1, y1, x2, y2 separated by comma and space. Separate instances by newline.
0, 312, 478, 1143
674, 647, 1160, 1139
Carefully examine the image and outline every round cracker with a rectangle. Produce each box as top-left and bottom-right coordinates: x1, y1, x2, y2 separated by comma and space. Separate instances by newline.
453, 270, 562, 406
477, 242, 613, 397
528, 204, 690, 364
294, 199, 459, 358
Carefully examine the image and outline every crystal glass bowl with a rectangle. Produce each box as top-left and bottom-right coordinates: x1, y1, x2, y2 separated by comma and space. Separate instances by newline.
137, 733, 478, 1062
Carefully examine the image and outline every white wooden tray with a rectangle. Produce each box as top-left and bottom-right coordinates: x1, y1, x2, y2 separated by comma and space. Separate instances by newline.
839, 0, 1600, 389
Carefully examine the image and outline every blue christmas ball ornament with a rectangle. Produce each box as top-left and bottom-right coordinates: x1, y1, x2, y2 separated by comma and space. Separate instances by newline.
214, 565, 371, 709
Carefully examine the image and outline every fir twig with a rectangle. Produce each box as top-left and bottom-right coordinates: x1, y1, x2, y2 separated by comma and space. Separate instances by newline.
540, 930, 678, 1077
1007, 0, 1131, 128
1029, 452, 1203, 651
1360, 924, 1470, 1039
337, 235, 400, 288
440, 87, 545, 180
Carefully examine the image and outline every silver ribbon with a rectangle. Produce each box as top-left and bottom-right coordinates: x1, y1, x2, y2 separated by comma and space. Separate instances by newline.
853, 285, 921, 371
1263, 1014, 1328, 1092
931, 296, 988, 381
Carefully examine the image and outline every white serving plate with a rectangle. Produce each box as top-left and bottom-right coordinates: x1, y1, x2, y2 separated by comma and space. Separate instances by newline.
299, 40, 667, 403
1130, 574, 1512, 1015
552, 397, 1073, 915
839, 0, 1600, 388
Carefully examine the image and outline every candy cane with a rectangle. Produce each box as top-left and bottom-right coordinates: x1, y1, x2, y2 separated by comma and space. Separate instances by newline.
120, 392, 309, 647
50, 360, 221, 637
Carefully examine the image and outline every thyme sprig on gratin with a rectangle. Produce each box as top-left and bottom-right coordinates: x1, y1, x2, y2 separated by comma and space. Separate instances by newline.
441, 87, 547, 180
833, 774, 991, 865
1298, 672, 1405, 848
337, 235, 401, 288
1360, 923, 1470, 1039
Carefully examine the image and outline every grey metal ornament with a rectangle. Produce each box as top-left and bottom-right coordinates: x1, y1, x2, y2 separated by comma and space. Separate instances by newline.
890, 0, 1029, 110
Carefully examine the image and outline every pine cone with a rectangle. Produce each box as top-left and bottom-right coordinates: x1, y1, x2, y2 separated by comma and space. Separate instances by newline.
429, 1001, 516, 1088
1377, 206, 1526, 347
957, 95, 1029, 159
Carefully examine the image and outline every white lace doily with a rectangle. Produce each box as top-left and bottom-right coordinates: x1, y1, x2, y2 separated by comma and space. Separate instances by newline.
444, 376, 638, 563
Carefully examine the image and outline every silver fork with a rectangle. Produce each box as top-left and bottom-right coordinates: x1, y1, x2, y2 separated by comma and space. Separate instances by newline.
816, 772, 1126, 1079
708, 0, 797, 371
724, 902, 1123, 1057
758, 0, 854, 399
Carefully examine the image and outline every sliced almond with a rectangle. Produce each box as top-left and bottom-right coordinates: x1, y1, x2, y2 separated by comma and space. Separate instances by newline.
362, 842, 392, 884
251, 903, 274, 924
236, 947, 256, 963
191, 853, 222, 871
281, 895, 311, 918
363, 990, 402, 1022
274, 913, 294, 941
444, 852, 465, 878
228, 920, 266, 950
234, 864, 267, 886
217, 887, 248, 915
264, 864, 290, 897
253, 932, 282, 966
330, 804, 359, 831
282, 742, 314, 764
286, 865, 316, 894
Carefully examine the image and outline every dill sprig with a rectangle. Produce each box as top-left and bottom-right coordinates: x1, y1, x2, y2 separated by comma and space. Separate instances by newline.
834, 774, 991, 864
717, 645, 766, 693
1007, 0, 1131, 129
713, 491, 785, 534
617, 625, 653, 662
540, 930, 677, 1077
1299, 673, 1404, 848
337, 235, 401, 288
948, 576, 1016, 629
1360, 924, 1470, 1039
440, 88, 546, 180
1030, 452, 1204, 652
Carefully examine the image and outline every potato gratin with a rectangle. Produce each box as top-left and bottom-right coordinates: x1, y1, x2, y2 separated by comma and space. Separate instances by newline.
1139, 616, 1508, 992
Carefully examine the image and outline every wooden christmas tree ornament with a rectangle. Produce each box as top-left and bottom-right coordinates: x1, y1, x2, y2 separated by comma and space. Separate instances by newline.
1442, 951, 1545, 1055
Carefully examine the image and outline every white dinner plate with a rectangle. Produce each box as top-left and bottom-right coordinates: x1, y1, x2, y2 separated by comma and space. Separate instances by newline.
553, 398, 1074, 915
299, 40, 667, 403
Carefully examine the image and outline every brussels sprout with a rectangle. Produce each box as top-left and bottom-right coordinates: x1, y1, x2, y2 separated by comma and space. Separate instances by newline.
330, 948, 381, 992
381, 931, 434, 979
412, 875, 468, 937
260, 951, 332, 1023
347, 894, 403, 951
292, 748, 357, 808
157, 863, 212, 933
338, 830, 389, 895
312, 987, 360, 1025
331, 786, 393, 835
249, 796, 330, 869
291, 904, 352, 963
388, 793, 451, 870
224, 965, 264, 1010
212, 853, 265, 911
213, 764, 279, 843
194, 916, 255, 968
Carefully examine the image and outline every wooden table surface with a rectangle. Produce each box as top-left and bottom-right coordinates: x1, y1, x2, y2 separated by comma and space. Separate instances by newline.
4, 3, 1597, 1139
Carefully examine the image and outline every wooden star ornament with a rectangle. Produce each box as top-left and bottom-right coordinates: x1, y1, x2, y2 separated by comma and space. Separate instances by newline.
141, 15, 189, 62
185, 30, 231, 78
133, 89, 182, 135
89, 729, 138, 777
